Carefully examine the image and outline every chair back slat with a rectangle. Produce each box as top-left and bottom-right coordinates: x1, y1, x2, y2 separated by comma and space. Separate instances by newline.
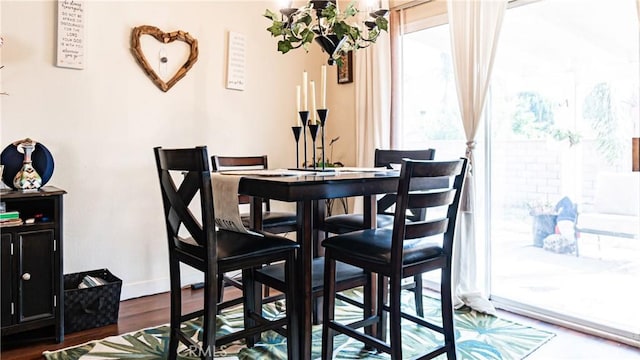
390, 158, 468, 269
163, 172, 204, 245
374, 149, 436, 168
157, 147, 211, 172
212, 155, 269, 170
155, 146, 216, 251
407, 189, 456, 209
404, 218, 449, 239
409, 160, 464, 178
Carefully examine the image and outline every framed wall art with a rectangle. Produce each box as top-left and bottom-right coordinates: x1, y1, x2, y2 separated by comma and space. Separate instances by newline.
337, 51, 353, 84
226, 31, 246, 91
56, 0, 85, 69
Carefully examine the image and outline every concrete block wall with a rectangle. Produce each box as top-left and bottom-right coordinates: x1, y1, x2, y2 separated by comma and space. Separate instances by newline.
493, 139, 627, 213
493, 140, 563, 212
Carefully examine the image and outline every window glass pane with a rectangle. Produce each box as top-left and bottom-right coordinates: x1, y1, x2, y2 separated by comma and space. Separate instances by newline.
400, 24, 465, 160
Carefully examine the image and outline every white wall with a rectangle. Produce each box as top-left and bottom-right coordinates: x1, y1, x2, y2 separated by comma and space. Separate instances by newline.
0, 0, 355, 299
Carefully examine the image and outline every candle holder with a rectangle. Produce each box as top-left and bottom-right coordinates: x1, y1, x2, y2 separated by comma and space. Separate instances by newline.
317, 109, 329, 170
308, 121, 320, 170
291, 126, 302, 168
298, 111, 310, 168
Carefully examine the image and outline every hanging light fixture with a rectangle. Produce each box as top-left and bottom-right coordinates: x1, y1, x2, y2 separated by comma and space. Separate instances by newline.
264, 0, 388, 65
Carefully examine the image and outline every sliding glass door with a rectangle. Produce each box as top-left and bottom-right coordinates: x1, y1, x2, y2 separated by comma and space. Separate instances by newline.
488, 0, 639, 342
398, 0, 640, 344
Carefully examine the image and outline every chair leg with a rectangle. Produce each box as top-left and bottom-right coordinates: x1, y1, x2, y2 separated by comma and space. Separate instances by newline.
217, 272, 225, 305
363, 272, 374, 338
413, 274, 424, 317
389, 277, 403, 360
168, 256, 181, 360
440, 269, 457, 360
285, 251, 300, 360
242, 267, 261, 348
321, 255, 337, 360
313, 295, 323, 325
377, 275, 388, 342
202, 272, 216, 360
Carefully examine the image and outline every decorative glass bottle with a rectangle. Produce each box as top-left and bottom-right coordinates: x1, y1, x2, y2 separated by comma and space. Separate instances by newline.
13, 139, 42, 190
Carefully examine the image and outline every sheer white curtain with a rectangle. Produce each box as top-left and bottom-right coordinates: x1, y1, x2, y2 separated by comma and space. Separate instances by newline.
355, 0, 392, 167
447, 0, 506, 315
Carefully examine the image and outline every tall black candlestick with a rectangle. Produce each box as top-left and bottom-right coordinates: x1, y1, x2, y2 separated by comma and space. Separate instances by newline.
317, 109, 329, 170
298, 111, 310, 168
308, 121, 320, 170
291, 126, 302, 168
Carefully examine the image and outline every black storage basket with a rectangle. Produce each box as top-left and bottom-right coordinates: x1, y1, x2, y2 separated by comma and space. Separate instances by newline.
64, 268, 122, 334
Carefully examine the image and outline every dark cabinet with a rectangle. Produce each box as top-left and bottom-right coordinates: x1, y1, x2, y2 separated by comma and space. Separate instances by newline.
1, 186, 65, 346
1, 233, 13, 328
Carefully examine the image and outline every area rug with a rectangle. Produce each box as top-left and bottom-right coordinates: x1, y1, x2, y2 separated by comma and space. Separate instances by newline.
43, 289, 554, 359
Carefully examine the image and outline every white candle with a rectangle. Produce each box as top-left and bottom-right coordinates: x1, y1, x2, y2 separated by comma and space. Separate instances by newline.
321, 65, 327, 109
302, 71, 308, 111
310, 80, 317, 124
296, 85, 301, 126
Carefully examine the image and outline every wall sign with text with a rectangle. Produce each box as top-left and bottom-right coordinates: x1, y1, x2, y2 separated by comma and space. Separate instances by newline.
56, 0, 85, 69
226, 31, 246, 91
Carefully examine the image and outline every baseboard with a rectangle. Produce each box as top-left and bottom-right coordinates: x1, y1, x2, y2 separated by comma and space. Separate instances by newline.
119, 272, 204, 300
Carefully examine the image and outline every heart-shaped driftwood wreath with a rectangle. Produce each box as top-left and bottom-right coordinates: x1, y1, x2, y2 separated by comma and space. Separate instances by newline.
130, 25, 198, 92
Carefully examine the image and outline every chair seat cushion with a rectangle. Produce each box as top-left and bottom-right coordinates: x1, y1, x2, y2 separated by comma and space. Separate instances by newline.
257, 257, 366, 294
177, 230, 298, 270
322, 228, 443, 266
241, 211, 297, 229
321, 214, 395, 233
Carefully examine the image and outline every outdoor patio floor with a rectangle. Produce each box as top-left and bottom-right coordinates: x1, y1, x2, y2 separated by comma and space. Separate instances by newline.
491, 222, 640, 336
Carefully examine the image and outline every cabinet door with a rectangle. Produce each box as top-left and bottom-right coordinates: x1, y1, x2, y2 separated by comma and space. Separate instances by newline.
1, 233, 14, 327
17, 230, 55, 323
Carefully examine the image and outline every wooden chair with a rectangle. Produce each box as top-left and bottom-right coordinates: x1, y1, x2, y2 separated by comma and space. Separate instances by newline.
154, 146, 299, 360
211, 155, 298, 304
317, 148, 436, 316
321, 158, 467, 360
211, 155, 297, 234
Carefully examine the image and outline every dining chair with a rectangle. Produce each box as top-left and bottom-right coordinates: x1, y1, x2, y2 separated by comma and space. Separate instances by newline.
211, 155, 298, 234
321, 158, 467, 360
317, 148, 436, 316
211, 155, 298, 304
154, 146, 299, 360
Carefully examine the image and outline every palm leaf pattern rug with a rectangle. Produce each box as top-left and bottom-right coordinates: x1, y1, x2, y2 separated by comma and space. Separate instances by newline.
44, 289, 554, 360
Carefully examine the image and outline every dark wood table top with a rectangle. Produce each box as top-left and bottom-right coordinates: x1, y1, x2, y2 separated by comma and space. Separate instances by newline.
237, 170, 448, 201
238, 170, 398, 200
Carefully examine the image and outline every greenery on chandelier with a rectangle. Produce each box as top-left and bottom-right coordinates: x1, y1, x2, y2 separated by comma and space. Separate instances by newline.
264, 1, 388, 63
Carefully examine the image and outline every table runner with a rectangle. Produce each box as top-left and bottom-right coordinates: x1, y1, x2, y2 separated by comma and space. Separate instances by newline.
211, 173, 261, 236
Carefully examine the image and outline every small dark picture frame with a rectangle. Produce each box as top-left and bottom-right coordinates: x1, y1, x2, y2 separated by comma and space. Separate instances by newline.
337, 51, 353, 84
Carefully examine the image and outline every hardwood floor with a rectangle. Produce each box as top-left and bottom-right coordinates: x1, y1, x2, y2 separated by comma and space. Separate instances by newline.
497, 311, 640, 359
2, 287, 638, 359
1, 287, 205, 360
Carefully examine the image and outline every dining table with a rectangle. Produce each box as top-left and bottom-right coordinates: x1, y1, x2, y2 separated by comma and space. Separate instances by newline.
235, 168, 448, 360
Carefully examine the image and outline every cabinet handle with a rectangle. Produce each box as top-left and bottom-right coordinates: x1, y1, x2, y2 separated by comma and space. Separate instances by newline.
22, 273, 31, 281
